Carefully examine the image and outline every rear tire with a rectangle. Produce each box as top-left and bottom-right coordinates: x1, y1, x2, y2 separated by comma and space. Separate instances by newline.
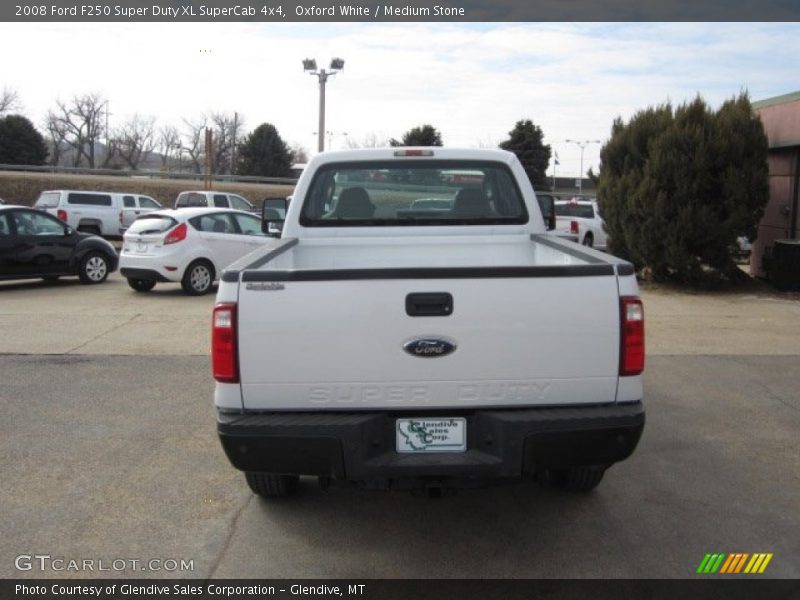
127, 278, 156, 292
245, 472, 299, 498
78, 252, 110, 284
582, 233, 594, 247
78, 225, 102, 237
181, 259, 215, 295
551, 466, 606, 492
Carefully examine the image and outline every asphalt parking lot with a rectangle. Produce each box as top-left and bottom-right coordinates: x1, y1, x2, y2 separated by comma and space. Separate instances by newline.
1, 273, 799, 579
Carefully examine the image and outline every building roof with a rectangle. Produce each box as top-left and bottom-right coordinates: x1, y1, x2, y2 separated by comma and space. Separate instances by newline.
752, 90, 800, 110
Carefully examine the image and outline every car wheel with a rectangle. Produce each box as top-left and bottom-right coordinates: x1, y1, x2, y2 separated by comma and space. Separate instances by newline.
582, 233, 594, 247
127, 278, 156, 292
245, 472, 299, 498
78, 252, 110, 284
78, 225, 102, 237
550, 466, 606, 492
181, 259, 214, 295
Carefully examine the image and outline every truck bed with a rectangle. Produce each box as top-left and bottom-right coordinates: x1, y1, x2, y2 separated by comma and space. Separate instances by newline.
225, 234, 634, 412
228, 233, 627, 279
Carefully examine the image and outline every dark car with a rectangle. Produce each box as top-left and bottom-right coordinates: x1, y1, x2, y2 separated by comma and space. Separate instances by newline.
0, 205, 118, 284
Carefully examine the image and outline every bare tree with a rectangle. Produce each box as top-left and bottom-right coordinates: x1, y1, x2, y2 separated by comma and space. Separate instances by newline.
0, 87, 21, 115
49, 93, 107, 167
182, 117, 207, 173
113, 114, 156, 170
99, 138, 121, 169
157, 124, 180, 170
289, 143, 309, 164
209, 112, 243, 174
44, 112, 70, 166
475, 136, 499, 149
345, 132, 389, 149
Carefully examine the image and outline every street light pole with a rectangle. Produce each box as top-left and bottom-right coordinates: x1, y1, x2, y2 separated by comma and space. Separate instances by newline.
565, 139, 601, 196
317, 72, 326, 153
304, 58, 345, 153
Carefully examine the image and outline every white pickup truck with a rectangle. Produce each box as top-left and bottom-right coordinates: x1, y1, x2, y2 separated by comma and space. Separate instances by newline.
554, 198, 609, 250
213, 148, 645, 498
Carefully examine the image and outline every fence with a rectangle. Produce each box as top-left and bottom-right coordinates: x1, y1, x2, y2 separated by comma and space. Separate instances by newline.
0, 163, 298, 186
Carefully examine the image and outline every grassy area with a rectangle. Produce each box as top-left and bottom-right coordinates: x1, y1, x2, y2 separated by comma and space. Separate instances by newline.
0, 170, 294, 208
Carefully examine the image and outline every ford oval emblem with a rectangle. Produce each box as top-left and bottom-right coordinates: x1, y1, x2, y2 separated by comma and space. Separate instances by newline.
403, 337, 457, 358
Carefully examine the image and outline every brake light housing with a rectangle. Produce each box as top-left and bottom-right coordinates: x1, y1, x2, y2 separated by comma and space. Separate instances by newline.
570, 220, 579, 234
57, 209, 68, 222
164, 222, 187, 245
394, 149, 434, 157
212, 303, 238, 383
619, 297, 645, 376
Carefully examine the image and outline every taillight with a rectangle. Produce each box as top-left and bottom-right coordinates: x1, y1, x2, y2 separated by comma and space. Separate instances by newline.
164, 222, 187, 245
212, 303, 238, 383
570, 220, 579, 234
620, 297, 645, 376
57, 209, 68, 222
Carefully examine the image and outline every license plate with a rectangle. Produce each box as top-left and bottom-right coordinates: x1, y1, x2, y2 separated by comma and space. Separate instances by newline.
396, 418, 466, 453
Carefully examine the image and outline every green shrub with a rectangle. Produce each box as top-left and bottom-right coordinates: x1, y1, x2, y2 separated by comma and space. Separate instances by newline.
598, 94, 769, 283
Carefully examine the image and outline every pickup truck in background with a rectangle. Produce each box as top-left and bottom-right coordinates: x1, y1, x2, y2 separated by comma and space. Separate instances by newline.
554, 198, 609, 250
213, 148, 645, 499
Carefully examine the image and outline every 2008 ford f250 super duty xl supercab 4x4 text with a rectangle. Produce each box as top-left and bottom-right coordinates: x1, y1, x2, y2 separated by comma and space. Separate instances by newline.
212, 148, 645, 498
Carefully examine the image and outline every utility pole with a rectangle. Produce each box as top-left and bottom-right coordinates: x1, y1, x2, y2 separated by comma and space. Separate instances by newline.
231, 111, 238, 175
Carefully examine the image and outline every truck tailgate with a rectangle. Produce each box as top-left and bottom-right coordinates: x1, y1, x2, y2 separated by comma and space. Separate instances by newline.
236, 237, 621, 411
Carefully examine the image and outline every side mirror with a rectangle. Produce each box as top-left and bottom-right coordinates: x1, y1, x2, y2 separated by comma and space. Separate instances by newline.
261, 201, 285, 237
537, 195, 557, 231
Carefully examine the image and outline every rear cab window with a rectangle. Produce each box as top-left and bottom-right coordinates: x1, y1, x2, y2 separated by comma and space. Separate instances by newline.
299, 160, 528, 227
177, 193, 208, 208
555, 203, 595, 219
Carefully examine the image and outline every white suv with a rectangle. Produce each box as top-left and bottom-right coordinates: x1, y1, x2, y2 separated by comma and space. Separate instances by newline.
174, 191, 256, 213
34, 190, 162, 236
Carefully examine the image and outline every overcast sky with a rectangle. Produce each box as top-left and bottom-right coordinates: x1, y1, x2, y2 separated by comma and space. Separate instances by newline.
1, 22, 798, 176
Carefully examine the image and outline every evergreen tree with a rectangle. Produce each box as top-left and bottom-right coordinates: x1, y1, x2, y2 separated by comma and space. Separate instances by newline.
597, 94, 769, 282
0, 114, 48, 165
237, 123, 292, 177
389, 124, 443, 147
499, 120, 551, 189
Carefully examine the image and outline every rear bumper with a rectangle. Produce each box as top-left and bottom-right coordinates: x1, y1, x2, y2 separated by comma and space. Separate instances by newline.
119, 251, 188, 282
120, 267, 171, 282
217, 402, 645, 485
